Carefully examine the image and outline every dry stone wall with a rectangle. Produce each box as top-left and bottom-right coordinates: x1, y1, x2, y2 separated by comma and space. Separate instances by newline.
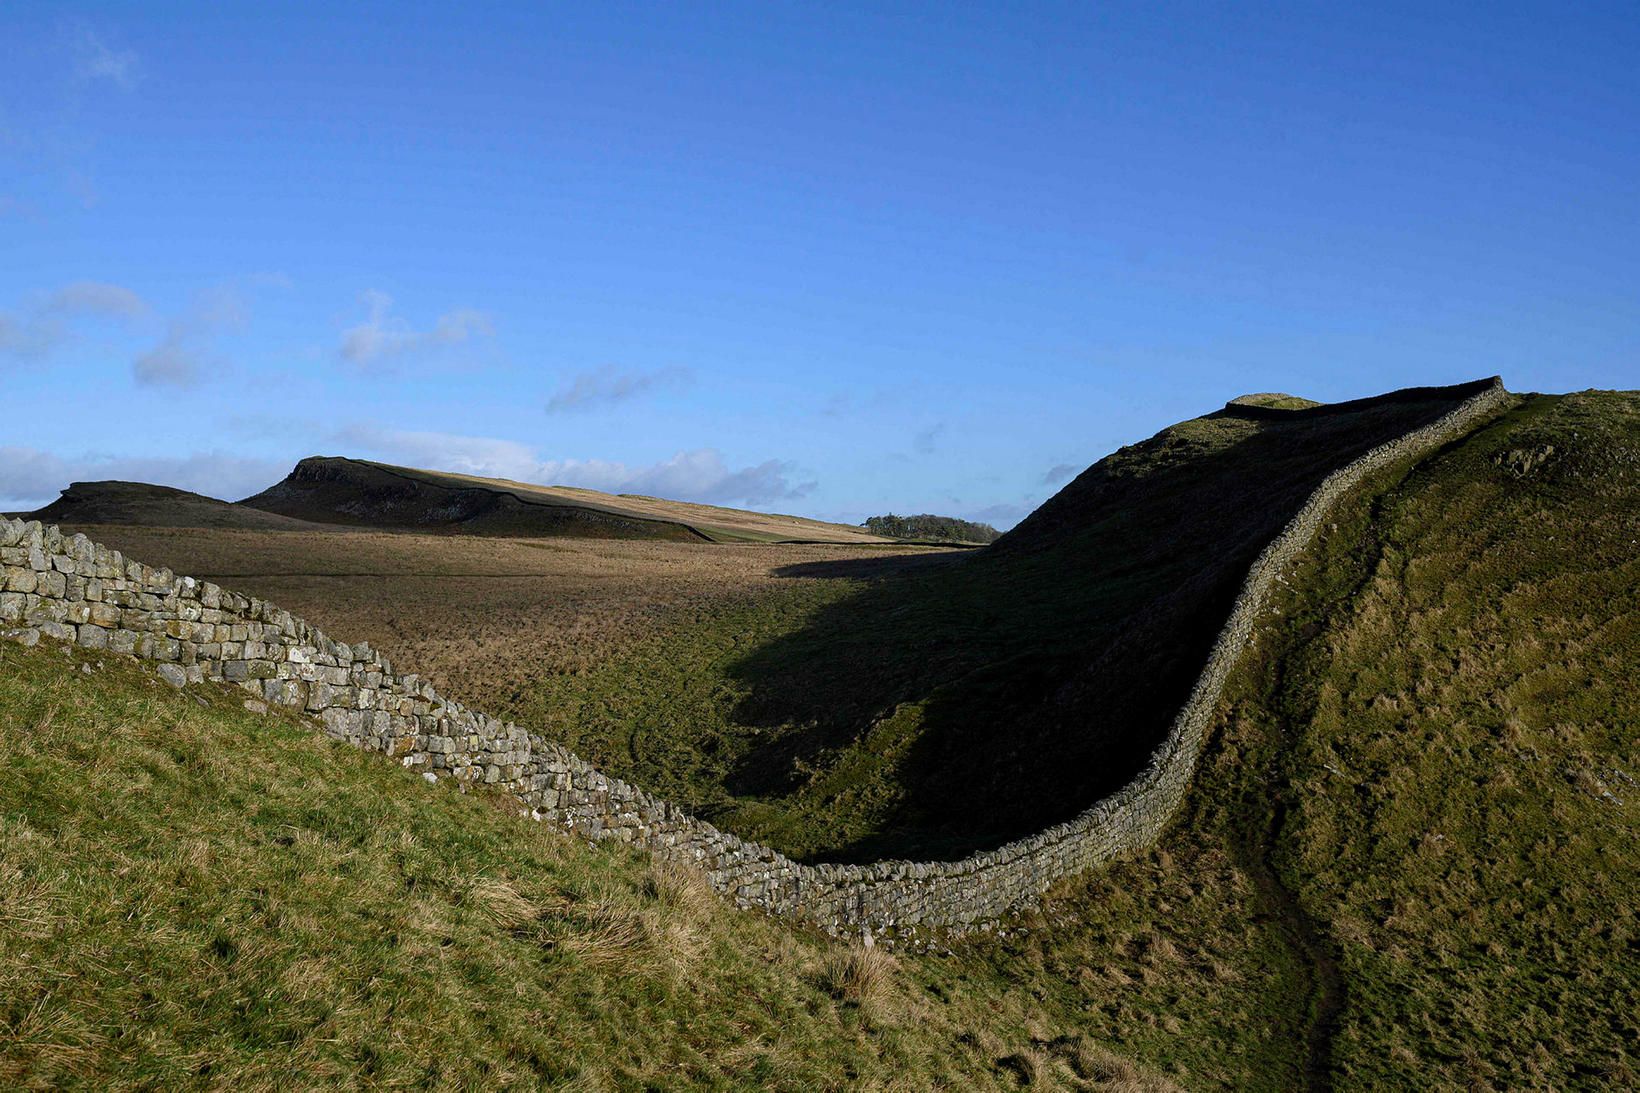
0, 378, 1512, 938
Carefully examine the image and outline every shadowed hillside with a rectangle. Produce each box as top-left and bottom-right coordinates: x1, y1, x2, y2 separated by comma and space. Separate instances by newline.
23, 481, 333, 531
240, 457, 895, 544
240, 457, 709, 541
513, 380, 1497, 862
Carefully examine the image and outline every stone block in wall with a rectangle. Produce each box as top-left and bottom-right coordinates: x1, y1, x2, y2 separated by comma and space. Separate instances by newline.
2, 567, 36, 594
36, 620, 74, 643
262, 678, 308, 709
25, 601, 67, 625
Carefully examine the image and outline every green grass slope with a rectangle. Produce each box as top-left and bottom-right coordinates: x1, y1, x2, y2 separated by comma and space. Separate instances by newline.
0, 641, 1179, 1092
4, 385, 1632, 1090
503, 383, 1488, 862
935, 389, 1639, 1091
1230, 390, 1640, 1087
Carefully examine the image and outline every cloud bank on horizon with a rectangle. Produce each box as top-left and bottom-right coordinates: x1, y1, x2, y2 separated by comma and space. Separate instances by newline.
0, 435, 815, 515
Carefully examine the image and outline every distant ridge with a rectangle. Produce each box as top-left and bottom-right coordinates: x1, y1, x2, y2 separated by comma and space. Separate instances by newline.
23, 481, 332, 531
239, 456, 896, 544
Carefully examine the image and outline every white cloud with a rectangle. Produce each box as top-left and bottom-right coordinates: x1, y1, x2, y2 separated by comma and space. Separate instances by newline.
546, 365, 691, 413
966, 501, 1032, 531
0, 447, 285, 510
0, 280, 149, 361
0, 314, 58, 360
339, 290, 494, 366
913, 422, 946, 455
132, 328, 208, 388
73, 28, 138, 90
47, 281, 149, 319
333, 425, 814, 507
131, 287, 248, 388
1041, 462, 1079, 486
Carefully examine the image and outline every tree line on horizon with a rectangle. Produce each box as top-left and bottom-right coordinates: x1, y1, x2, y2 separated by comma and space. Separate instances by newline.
861, 513, 1002, 544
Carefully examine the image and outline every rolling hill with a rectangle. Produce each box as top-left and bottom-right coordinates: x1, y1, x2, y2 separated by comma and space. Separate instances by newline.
507, 380, 1500, 862
3, 378, 1635, 1089
239, 456, 895, 544
21, 481, 334, 531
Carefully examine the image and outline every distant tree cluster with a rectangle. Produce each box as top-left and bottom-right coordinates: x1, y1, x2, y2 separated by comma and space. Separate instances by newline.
862, 513, 1002, 544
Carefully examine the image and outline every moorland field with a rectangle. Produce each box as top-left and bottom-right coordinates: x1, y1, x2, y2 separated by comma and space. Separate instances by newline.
61, 386, 1480, 863
4, 384, 1636, 1090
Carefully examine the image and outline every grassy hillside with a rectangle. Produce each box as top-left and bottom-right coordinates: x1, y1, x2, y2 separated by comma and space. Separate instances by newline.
502, 385, 1483, 861
0, 641, 1182, 1091
64, 386, 1483, 866
974, 389, 1638, 1090
1225, 390, 1640, 1087
5, 385, 1633, 1089
939, 389, 1638, 1090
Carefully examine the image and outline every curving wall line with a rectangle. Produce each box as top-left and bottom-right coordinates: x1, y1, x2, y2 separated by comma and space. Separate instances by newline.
0, 378, 1512, 938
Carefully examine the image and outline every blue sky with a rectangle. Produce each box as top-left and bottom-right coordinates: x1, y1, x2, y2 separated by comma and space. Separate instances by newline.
3, 3, 1636, 525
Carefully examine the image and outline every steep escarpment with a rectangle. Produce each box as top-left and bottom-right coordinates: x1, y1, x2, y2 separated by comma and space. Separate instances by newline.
239, 457, 898, 544
240, 457, 707, 541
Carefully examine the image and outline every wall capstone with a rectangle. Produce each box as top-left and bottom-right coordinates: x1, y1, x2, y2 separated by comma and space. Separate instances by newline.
0, 378, 1513, 940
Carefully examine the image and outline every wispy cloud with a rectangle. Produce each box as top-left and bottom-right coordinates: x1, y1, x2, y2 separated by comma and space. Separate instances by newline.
132, 328, 208, 388
72, 27, 139, 90
967, 501, 1031, 530
48, 280, 148, 319
913, 422, 946, 456
0, 280, 149, 361
339, 290, 493, 366
131, 286, 249, 389
333, 424, 814, 507
0, 446, 284, 510
546, 365, 691, 413
1041, 462, 1079, 486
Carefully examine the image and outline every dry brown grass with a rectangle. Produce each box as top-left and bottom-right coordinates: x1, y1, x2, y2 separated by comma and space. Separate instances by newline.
58, 525, 935, 716
818, 942, 898, 1007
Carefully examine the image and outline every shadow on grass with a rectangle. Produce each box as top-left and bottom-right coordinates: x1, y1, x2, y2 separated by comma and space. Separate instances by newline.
716, 391, 1477, 863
